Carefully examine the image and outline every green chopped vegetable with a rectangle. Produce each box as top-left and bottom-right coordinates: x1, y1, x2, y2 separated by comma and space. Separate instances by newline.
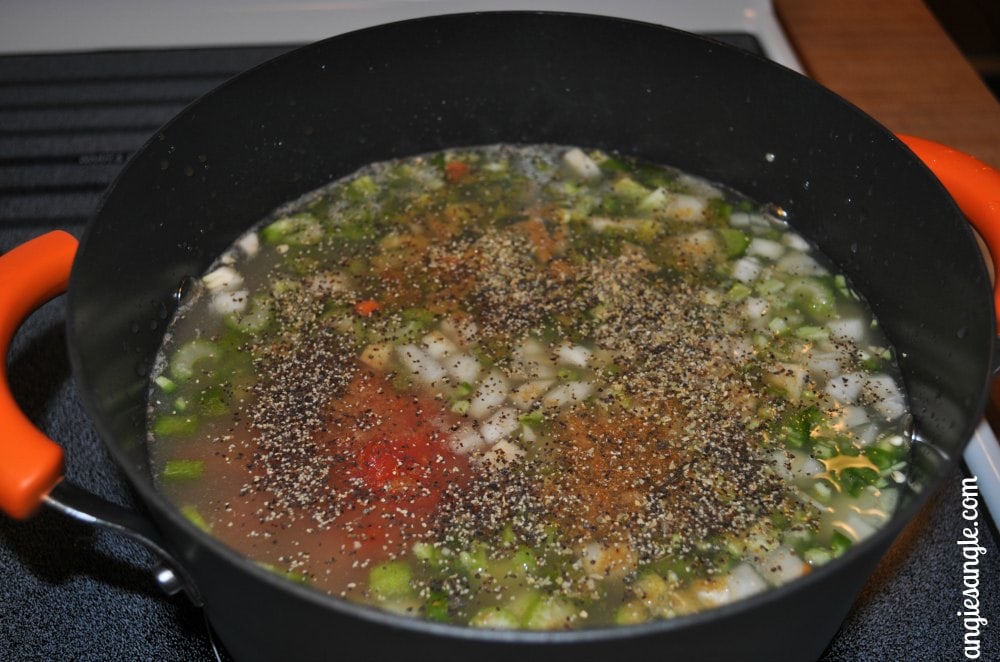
169, 339, 222, 382
786, 277, 836, 321
726, 282, 752, 302
154, 375, 177, 393
225, 295, 271, 334
830, 531, 853, 557
181, 505, 211, 532
518, 410, 545, 426
152, 414, 198, 437
718, 227, 750, 257
369, 561, 413, 599
162, 459, 205, 481
470, 607, 519, 629
260, 213, 324, 245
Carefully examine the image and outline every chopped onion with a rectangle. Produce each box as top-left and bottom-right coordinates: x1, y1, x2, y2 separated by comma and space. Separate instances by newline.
729, 212, 753, 227
745, 296, 770, 319
480, 439, 526, 467
359, 342, 393, 370
210, 289, 249, 315
663, 193, 707, 221
542, 381, 593, 409
480, 407, 520, 445
556, 342, 592, 368
838, 405, 870, 428
676, 174, 723, 199
806, 350, 841, 378
510, 379, 554, 409
562, 148, 601, 180
827, 318, 865, 342
865, 374, 906, 420
445, 353, 482, 384
696, 564, 768, 607
753, 547, 807, 586
236, 232, 260, 258
203, 266, 244, 292
468, 370, 509, 419
396, 344, 447, 386
733, 257, 762, 283
776, 252, 827, 276
782, 233, 811, 252
825, 372, 865, 404
421, 331, 458, 361
763, 363, 808, 402
450, 425, 487, 455
835, 514, 877, 542
747, 238, 785, 260
512, 339, 556, 379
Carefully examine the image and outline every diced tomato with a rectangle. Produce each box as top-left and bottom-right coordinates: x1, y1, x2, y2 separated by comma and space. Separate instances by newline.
444, 160, 469, 184
321, 371, 469, 559
353, 435, 442, 497
354, 299, 381, 317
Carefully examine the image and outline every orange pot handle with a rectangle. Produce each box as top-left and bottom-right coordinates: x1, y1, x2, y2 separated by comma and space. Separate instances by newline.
0, 231, 78, 519
898, 135, 1000, 328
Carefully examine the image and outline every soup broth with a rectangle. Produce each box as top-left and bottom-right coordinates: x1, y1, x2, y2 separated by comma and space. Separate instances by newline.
148, 145, 911, 629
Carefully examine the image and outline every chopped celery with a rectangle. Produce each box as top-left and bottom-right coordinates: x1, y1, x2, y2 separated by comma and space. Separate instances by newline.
811, 479, 835, 504
767, 317, 788, 335
260, 213, 324, 245
345, 174, 378, 200
257, 562, 310, 585
369, 561, 413, 599
615, 601, 650, 626
453, 381, 475, 399
469, 607, 519, 629
198, 386, 230, 417
793, 325, 828, 341
401, 307, 436, 329
154, 375, 177, 393
557, 367, 580, 381
523, 596, 576, 629
412, 542, 446, 570
162, 459, 205, 481
518, 410, 545, 426
153, 414, 198, 437
611, 176, 650, 202
786, 277, 836, 321
169, 339, 222, 381
812, 441, 838, 460
459, 544, 489, 576
802, 547, 831, 566
423, 591, 451, 622
726, 282, 752, 302
774, 406, 822, 449
181, 505, 211, 532
830, 531, 853, 557
755, 278, 785, 295
500, 524, 517, 546
718, 227, 750, 257
225, 295, 271, 334
836, 466, 880, 497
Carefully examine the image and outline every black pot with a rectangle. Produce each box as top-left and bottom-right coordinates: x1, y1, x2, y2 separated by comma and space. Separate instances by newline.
2, 12, 997, 662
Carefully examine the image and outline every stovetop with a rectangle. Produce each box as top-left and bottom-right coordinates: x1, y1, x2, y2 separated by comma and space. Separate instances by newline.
1, 7, 998, 661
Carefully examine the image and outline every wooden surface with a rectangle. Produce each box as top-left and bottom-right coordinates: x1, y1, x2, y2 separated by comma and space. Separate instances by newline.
774, 0, 1000, 170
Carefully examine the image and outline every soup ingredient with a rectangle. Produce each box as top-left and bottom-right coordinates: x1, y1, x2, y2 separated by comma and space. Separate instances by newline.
148, 145, 911, 629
